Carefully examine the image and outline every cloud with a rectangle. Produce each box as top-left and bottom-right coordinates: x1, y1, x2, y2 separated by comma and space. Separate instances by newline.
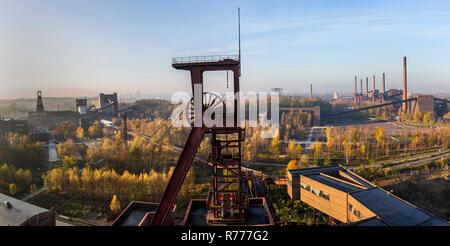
243, 9, 450, 36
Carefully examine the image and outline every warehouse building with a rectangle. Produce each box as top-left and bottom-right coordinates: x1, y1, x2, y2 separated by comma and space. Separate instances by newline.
287, 165, 449, 226
0, 193, 55, 226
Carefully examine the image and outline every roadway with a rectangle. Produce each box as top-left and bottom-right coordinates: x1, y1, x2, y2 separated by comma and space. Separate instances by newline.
242, 149, 450, 174
347, 149, 450, 171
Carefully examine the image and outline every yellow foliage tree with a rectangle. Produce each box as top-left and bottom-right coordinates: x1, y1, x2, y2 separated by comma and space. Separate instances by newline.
269, 132, 281, 156
314, 142, 323, 157
77, 127, 85, 139
423, 112, 434, 125
110, 194, 121, 215
9, 183, 17, 196
286, 160, 301, 170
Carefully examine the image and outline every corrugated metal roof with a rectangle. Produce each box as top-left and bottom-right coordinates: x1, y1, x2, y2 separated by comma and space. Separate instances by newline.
0, 193, 50, 226
352, 217, 389, 226
418, 217, 449, 226
350, 188, 433, 226
289, 165, 344, 176
306, 174, 363, 193
339, 170, 374, 188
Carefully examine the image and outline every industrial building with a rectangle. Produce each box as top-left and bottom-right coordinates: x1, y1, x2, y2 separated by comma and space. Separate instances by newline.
351, 57, 448, 118
287, 165, 449, 226
0, 193, 55, 226
25, 91, 120, 134
0, 118, 28, 135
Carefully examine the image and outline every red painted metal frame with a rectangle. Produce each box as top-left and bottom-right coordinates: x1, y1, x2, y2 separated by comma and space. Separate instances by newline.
181, 198, 275, 226
150, 127, 206, 226
111, 201, 177, 226
150, 58, 241, 226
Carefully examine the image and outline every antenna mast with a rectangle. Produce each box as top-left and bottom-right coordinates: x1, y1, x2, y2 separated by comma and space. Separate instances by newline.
238, 7, 241, 77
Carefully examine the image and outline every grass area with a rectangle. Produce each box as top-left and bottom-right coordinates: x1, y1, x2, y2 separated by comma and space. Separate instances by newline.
244, 164, 285, 176
28, 192, 108, 219
269, 186, 332, 225
381, 172, 450, 221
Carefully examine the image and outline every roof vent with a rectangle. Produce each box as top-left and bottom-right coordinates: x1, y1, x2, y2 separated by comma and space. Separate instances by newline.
4, 201, 12, 209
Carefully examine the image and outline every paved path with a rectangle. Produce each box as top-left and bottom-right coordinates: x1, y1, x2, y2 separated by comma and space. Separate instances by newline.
383, 152, 450, 170
242, 150, 450, 174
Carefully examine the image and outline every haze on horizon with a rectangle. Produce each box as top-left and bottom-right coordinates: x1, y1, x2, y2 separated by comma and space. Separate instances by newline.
1, 0, 450, 100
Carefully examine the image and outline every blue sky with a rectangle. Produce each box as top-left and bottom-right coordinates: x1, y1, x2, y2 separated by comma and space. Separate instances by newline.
1, 0, 449, 99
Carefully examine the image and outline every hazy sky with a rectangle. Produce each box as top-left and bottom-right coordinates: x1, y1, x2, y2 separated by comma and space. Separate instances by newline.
1, 0, 450, 99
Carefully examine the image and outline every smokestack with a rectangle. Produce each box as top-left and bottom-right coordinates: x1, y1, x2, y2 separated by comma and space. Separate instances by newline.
354, 76, 357, 103
403, 57, 407, 113
373, 75, 376, 102
360, 79, 363, 94
310, 84, 313, 99
382, 73, 385, 103
366, 77, 369, 94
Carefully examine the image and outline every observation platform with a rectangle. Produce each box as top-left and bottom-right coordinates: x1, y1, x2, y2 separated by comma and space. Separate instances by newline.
172, 55, 240, 71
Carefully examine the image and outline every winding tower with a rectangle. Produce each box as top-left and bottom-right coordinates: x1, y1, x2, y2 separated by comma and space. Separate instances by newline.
151, 9, 246, 226
150, 55, 246, 226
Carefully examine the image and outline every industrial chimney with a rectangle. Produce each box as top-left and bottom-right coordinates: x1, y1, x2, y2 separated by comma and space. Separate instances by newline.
310, 84, 313, 99
373, 75, 376, 102
403, 57, 408, 113
382, 73, 385, 94
354, 76, 357, 103
366, 77, 369, 98
360, 79, 363, 95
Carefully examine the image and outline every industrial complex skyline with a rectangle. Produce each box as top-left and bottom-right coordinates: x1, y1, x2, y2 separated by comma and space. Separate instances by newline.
1, 0, 450, 99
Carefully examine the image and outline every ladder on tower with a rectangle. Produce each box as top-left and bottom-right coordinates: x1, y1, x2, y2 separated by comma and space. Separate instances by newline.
207, 127, 248, 224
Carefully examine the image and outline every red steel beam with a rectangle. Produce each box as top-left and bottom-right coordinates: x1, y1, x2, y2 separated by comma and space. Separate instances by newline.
150, 127, 206, 226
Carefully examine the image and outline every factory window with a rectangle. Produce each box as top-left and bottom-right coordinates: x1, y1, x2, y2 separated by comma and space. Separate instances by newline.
300, 182, 329, 200
348, 203, 365, 220
300, 182, 311, 192
311, 187, 320, 196
319, 190, 330, 200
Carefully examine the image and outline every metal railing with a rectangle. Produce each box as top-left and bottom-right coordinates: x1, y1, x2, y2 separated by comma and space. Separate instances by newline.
172, 55, 239, 64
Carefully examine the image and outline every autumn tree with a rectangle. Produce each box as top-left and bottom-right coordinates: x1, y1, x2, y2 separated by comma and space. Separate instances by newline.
53, 121, 78, 141
77, 127, 85, 139
287, 141, 297, 159
269, 132, 282, 156
360, 143, 366, 159
423, 112, 434, 125
57, 140, 79, 159
286, 160, 301, 170
413, 112, 423, 123
110, 194, 121, 215
198, 137, 211, 158
0, 133, 45, 170
342, 140, 352, 164
0, 164, 34, 194
373, 127, 385, 145
9, 183, 17, 196
88, 120, 104, 138
314, 142, 323, 157
29, 183, 37, 194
